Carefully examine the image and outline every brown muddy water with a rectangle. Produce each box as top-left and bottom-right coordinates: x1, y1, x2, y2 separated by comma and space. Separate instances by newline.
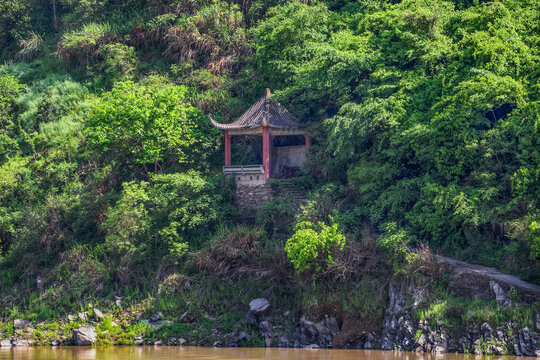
0, 347, 523, 360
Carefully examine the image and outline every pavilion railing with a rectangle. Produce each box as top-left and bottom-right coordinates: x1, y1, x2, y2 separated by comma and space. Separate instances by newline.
223, 165, 265, 175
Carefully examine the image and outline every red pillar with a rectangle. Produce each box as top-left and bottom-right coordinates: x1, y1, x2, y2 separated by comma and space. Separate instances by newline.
224, 130, 231, 167
305, 134, 312, 151
262, 126, 271, 180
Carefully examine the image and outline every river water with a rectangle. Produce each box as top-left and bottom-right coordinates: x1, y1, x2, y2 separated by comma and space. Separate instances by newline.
0, 347, 521, 360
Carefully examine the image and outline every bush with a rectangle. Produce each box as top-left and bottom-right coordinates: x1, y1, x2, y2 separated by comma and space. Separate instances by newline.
85, 81, 219, 176
285, 216, 345, 274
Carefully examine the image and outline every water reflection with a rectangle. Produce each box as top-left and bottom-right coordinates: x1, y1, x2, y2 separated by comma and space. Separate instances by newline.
0, 347, 522, 360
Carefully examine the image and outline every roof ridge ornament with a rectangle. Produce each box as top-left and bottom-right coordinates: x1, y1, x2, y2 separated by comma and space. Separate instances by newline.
265, 88, 271, 99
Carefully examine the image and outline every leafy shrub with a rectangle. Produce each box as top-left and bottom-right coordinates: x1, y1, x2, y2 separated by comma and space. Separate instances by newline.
376, 222, 415, 276
285, 216, 345, 274
86, 81, 219, 176
529, 220, 540, 260
98, 43, 138, 85
102, 171, 226, 284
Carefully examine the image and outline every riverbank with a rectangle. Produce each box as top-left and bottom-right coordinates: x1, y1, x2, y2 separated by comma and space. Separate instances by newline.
1, 260, 539, 356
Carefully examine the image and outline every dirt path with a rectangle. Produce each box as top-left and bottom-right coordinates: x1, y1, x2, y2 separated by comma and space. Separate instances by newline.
436, 255, 540, 303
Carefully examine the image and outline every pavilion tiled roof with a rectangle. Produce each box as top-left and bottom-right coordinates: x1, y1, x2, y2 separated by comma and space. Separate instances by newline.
210, 89, 303, 130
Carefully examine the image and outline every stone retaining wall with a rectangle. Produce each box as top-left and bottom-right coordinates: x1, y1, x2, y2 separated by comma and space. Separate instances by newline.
236, 183, 272, 209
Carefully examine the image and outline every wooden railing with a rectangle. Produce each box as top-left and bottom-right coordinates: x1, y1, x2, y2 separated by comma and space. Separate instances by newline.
223, 165, 265, 175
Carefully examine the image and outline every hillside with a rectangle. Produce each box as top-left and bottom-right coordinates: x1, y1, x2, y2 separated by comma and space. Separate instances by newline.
0, 0, 539, 353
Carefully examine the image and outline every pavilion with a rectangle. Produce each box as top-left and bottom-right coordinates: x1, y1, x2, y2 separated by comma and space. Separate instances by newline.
210, 89, 310, 185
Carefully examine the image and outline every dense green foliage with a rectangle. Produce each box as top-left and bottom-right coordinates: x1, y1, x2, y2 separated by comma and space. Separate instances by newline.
0, 0, 539, 322
285, 217, 346, 273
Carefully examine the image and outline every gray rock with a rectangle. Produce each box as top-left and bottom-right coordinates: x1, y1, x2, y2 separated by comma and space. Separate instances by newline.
298, 317, 319, 346
0, 339, 12, 347
134, 337, 144, 345
51, 340, 60, 346
296, 315, 340, 348
416, 332, 427, 351
154, 340, 162, 346
13, 339, 34, 347
304, 344, 320, 349
434, 333, 448, 353
259, 321, 274, 338
67, 315, 77, 322
490, 281, 512, 308
78, 312, 88, 321
458, 336, 471, 353
178, 338, 186, 345
72, 326, 97, 346
249, 298, 270, 314
381, 282, 415, 351
536, 313, 540, 333
229, 331, 247, 346
154, 320, 172, 330
149, 311, 163, 323
213, 341, 222, 347
13, 319, 27, 329
36, 276, 44, 291
481, 322, 493, 338
93, 309, 104, 320
278, 335, 289, 348
514, 326, 540, 357
364, 333, 375, 350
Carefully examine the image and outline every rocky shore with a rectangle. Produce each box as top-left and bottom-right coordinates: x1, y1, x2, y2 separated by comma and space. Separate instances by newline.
1, 278, 539, 357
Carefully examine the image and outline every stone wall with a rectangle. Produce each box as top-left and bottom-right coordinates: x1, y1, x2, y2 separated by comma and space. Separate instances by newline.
236, 183, 272, 209
271, 145, 307, 177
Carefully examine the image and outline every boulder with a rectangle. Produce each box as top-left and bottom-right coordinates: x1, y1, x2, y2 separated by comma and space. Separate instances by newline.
13, 319, 28, 329
490, 281, 512, 308
298, 317, 319, 346
0, 339, 12, 347
278, 335, 289, 348
149, 311, 163, 323
433, 333, 448, 353
249, 298, 270, 314
72, 326, 97, 346
229, 331, 247, 346
316, 316, 339, 346
296, 315, 340, 348
13, 339, 34, 347
134, 337, 144, 345
93, 309, 104, 320
154, 320, 172, 330
259, 321, 274, 338
36, 276, 44, 291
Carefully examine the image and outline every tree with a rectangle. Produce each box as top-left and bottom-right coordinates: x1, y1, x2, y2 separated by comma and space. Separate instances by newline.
85, 81, 219, 176
285, 216, 346, 274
